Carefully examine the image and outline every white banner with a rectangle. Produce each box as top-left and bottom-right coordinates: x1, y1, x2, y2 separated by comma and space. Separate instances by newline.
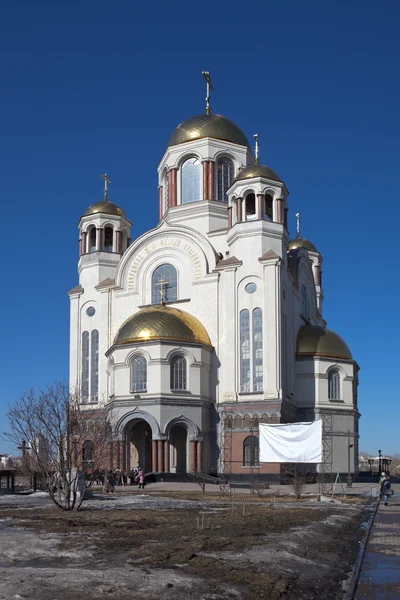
259, 421, 322, 463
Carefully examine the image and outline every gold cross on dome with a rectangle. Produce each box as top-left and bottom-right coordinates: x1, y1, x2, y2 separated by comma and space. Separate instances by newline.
296, 212, 301, 238
100, 173, 111, 201
157, 277, 168, 304
202, 71, 214, 115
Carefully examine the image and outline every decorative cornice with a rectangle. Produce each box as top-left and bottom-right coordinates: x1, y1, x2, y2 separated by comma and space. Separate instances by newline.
68, 284, 84, 296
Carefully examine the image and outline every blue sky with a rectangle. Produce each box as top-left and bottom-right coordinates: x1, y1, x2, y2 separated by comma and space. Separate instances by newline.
1, 1, 399, 457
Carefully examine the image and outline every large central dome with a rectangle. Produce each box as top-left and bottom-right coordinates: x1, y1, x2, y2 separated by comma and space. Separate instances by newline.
168, 114, 250, 148
114, 306, 212, 348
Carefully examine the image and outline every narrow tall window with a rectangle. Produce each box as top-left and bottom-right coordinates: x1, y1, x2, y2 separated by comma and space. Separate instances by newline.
171, 355, 187, 390
81, 331, 90, 400
82, 440, 94, 463
240, 308, 263, 393
240, 310, 250, 392
265, 194, 273, 220
132, 355, 147, 392
301, 285, 309, 319
151, 263, 178, 304
89, 227, 97, 253
91, 329, 99, 402
103, 226, 113, 252
181, 157, 201, 204
216, 158, 234, 202
243, 436, 259, 466
245, 193, 256, 220
252, 308, 263, 391
328, 370, 340, 400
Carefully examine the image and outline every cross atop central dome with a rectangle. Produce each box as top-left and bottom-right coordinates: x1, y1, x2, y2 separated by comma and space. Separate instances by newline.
168, 114, 250, 149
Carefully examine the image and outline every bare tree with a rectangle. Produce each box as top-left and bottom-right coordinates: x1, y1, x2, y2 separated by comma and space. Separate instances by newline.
281, 463, 315, 500
3, 382, 111, 511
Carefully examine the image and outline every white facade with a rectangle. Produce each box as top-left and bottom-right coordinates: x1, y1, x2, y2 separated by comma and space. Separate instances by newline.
69, 112, 359, 478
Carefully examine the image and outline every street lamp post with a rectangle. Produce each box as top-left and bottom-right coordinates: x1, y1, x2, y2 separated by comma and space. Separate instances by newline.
378, 449, 382, 475
347, 430, 354, 488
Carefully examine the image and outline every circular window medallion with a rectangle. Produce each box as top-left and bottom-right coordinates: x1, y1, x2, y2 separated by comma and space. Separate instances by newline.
86, 307, 96, 317
245, 283, 257, 294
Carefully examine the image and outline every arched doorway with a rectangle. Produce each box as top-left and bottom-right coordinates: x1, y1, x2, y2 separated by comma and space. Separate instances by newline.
128, 420, 152, 472
170, 425, 188, 473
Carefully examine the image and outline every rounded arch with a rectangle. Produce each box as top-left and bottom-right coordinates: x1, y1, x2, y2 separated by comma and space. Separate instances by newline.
164, 415, 200, 439
165, 346, 196, 365
125, 348, 152, 366
115, 409, 160, 438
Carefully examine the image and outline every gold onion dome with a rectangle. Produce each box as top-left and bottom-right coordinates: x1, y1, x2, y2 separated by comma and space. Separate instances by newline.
168, 114, 250, 148
84, 201, 126, 218
234, 163, 281, 183
288, 237, 317, 252
114, 305, 212, 348
296, 325, 352, 360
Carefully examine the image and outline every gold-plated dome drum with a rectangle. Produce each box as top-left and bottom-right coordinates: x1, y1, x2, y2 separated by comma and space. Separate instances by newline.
114, 305, 212, 348
296, 325, 352, 359
168, 114, 250, 148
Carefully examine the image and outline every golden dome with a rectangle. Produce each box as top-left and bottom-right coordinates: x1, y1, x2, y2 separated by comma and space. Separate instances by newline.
288, 236, 317, 252
296, 325, 352, 360
234, 163, 281, 183
84, 201, 126, 218
168, 114, 249, 148
114, 305, 212, 348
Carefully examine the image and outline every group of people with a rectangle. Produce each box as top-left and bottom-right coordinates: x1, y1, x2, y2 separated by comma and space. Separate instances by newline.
103, 468, 145, 493
379, 471, 392, 506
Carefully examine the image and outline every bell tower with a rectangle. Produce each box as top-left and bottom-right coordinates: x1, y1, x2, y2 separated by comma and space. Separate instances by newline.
77, 174, 132, 288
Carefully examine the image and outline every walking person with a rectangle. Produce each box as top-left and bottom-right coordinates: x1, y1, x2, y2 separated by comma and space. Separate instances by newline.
137, 468, 145, 490
380, 472, 392, 506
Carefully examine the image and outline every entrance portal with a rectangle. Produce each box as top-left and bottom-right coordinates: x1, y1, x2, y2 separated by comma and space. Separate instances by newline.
129, 420, 152, 472
170, 425, 188, 473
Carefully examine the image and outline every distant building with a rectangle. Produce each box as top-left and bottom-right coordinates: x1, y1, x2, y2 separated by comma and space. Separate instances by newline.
69, 85, 359, 479
0, 454, 12, 467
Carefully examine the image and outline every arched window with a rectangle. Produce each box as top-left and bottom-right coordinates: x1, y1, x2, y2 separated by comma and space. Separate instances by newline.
301, 285, 309, 319
103, 226, 113, 252
245, 193, 256, 221
90, 329, 99, 402
82, 440, 94, 462
265, 194, 273, 220
181, 157, 201, 204
131, 355, 147, 392
171, 355, 187, 390
243, 436, 259, 466
151, 263, 178, 304
240, 310, 250, 392
252, 308, 263, 391
328, 370, 341, 400
81, 331, 90, 400
216, 157, 234, 202
89, 227, 97, 253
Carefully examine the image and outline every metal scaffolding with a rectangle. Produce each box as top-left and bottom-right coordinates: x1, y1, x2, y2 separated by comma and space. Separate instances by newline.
219, 411, 233, 496
321, 413, 334, 495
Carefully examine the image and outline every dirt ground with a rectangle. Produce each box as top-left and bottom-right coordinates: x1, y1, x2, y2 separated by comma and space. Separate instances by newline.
0, 492, 372, 600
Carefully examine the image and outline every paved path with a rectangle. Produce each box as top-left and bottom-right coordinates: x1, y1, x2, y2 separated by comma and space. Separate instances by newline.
355, 484, 400, 600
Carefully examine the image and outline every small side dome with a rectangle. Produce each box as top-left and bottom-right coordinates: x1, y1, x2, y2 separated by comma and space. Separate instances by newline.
168, 114, 249, 148
84, 201, 126, 218
296, 325, 352, 360
114, 305, 212, 348
234, 163, 281, 183
288, 237, 317, 252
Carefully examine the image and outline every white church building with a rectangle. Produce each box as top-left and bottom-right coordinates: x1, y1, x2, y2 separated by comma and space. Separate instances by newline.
69, 89, 360, 480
